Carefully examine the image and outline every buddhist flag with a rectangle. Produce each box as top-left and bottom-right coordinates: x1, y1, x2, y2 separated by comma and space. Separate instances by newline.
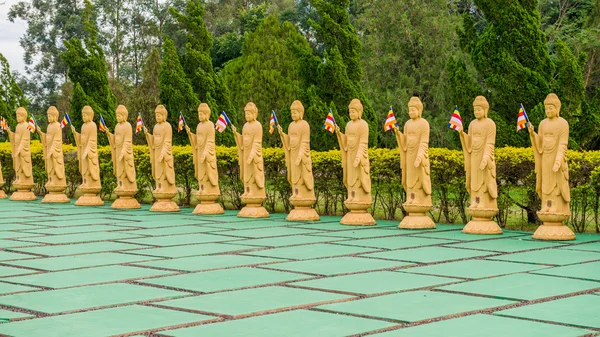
61, 113, 71, 129
178, 112, 186, 132
269, 110, 278, 134
383, 106, 398, 131
28, 115, 36, 133
516, 104, 529, 131
135, 113, 144, 133
0, 116, 7, 131
323, 109, 336, 133
447, 106, 463, 132
98, 114, 108, 132
215, 111, 230, 133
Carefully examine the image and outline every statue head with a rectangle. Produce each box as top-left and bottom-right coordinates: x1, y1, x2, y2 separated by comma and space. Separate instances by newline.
407, 97, 423, 119
244, 102, 258, 122
155, 105, 168, 123
47, 106, 59, 123
348, 99, 363, 121
290, 100, 304, 121
116, 105, 128, 123
82, 106, 94, 123
16, 107, 27, 123
472, 96, 489, 120
544, 93, 561, 119
198, 103, 210, 123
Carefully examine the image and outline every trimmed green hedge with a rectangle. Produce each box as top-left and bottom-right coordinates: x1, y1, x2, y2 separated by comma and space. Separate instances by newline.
1, 142, 599, 232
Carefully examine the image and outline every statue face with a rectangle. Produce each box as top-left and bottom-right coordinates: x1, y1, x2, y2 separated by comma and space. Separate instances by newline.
245, 109, 256, 122
474, 106, 485, 120
545, 104, 559, 118
82, 112, 92, 123
198, 111, 208, 122
117, 112, 126, 123
349, 108, 360, 121
155, 112, 165, 123
48, 113, 57, 123
291, 108, 301, 121
408, 107, 420, 119
16, 113, 26, 123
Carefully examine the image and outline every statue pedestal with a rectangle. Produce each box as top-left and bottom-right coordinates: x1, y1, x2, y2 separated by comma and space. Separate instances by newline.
463, 207, 502, 235
150, 191, 179, 212
111, 188, 141, 209
287, 197, 320, 221
0, 183, 6, 199
399, 203, 435, 229
10, 183, 36, 201
193, 192, 224, 215
75, 186, 104, 206
340, 200, 376, 226
238, 195, 269, 218
533, 212, 575, 241
42, 184, 70, 203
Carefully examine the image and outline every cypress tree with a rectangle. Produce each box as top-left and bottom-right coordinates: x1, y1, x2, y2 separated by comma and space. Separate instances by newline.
159, 37, 200, 145
170, 0, 235, 146
63, 0, 117, 137
0, 53, 27, 128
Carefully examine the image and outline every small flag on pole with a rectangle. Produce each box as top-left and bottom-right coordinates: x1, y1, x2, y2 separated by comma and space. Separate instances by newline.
98, 114, 108, 132
215, 111, 230, 133
323, 109, 336, 133
269, 110, 278, 134
28, 115, 36, 133
448, 106, 463, 132
383, 106, 398, 132
135, 113, 144, 133
178, 112, 186, 132
516, 104, 529, 131
0, 116, 7, 131
61, 113, 71, 129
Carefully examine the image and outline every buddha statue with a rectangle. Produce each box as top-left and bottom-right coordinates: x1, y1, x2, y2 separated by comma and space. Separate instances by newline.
144, 104, 179, 212
459, 96, 501, 234
394, 97, 434, 229
185, 103, 224, 214
37, 106, 69, 203
335, 99, 376, 225
71, 106, 103, 206
102, 105, 140, 209
278, 100, 319, 221
7, 107, 36, 201
528, 93, 575, 240
231, 102, 269, 218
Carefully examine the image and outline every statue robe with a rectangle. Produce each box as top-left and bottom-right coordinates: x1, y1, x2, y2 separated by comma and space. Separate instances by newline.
74, 121, 100, 187
396, 117, 432, 204
234, 120, 265, 197
8, 122, 33, 184
191, 121, 220, 195
146, 121, 175, 192
337, 119, 371, 203
281, 120, 315, 200
107, 122, 137, 191
39, 121, 66, 186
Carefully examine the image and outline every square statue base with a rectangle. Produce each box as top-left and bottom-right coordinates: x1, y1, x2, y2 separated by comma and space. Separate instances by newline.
42, 192, 70, 203
286, 207, 320, 222
150, 200, 180, 212
10, 191, 37, 201
399, 204, 435, 229
75, 195, 104, 206
193, 202, 224, 215
111, 197, 141, 209
238, 205, 269, 218
533, 212, 575, 241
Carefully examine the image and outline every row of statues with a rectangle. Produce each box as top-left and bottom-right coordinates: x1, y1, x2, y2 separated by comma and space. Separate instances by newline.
0, 94, 575, 240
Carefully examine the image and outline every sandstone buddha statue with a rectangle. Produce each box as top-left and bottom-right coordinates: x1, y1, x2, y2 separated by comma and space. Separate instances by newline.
71, 106, 103, 206
185, 103, 223, 215
459, 96, 501, 234
0, 159, 6, 199
144, 104, 179, 212
102, 105, 140, 209
231, 102, 269, 218
394, 97, 434, 229
37, 106, 69, 203
278, 100, 319, 221
6, 107, 36, 201
528, 93, 575, 240
335, 99, 376, 225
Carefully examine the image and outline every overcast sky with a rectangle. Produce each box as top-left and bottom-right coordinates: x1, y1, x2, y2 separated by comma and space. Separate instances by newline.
0, 0, 28, 74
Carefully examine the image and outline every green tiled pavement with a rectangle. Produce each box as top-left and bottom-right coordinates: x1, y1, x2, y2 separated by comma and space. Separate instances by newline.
163, 310, 395, 337
496, 294, 600, 329
0, 199, 599, 336
0, 305, 213, 337
141, 267, 311, 292
438, 273, 600, 300
318, 291, 514, 322
0, 283, 187, 314
158, 286, 353, 316
374, 314, 591, 337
